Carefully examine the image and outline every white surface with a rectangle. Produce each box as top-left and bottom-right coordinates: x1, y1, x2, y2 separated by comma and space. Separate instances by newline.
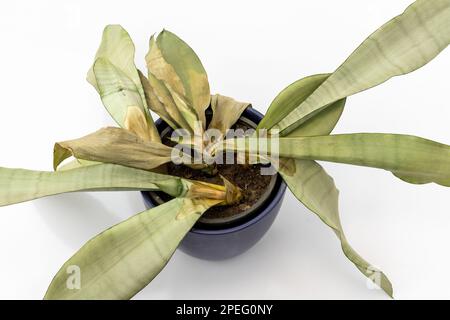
0, 0, 449, 300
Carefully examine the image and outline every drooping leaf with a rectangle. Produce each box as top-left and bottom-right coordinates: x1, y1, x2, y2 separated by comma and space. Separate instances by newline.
208, 94, 250, 136
87, 25, 141, 96
0, 162, 242, 207
92, 58, 160, 142
225, 134, 450, 187
257, 74, 346, 137
138, 70, 179, 130
145, 36, 200, 132
154, 30, 211, 128
53, 127, 175, 171
259, 72, 392, 294
274, 0, 450, 134
0, 164, 194, 206
146, 35, 186, 101
279, 159, 393, 297
147, 69, 194, 132
44, 197, 220, 300
88, 25, 159, 141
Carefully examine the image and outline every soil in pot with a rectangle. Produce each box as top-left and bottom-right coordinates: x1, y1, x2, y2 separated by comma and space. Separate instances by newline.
163, 161, 272, 220
149, 117, 277, 229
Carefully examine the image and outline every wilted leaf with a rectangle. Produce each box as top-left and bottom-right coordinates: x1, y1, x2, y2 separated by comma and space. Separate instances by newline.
44, 197, 220, 300
259, 71, 393, 294
274, 0, 450, 134
209, 94, 250, 136
225, 134, 450, 187
156, 30, 210, 128
146, 36, 198, 132
279, 159, 393, 297
124, 105, 156, 141
138, 71, 179, 129
147, 70, 193, 132
88, 25, 159, 141
53, 127, 175, 171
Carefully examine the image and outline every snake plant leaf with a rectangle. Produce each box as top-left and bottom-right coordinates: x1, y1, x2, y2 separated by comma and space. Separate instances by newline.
92, 58, 160, 142
146, 36, 200, 132
274, 0, 450, 135
209, 94, 250, 136
138, 70, 179, 130
0, 164, 198, 206
44, 197, 221, 300
53, 127, 174, 171
260, 73, 392, 294
226, 134, 450, 187
279, 159, 393, 297
280, 134, 450, 187
265, 80, 392, 295
147, 67, 194, 132
155, 30, 211, 128
88, 25, 159, 142
257, 74, 346, 137
87, 25, 140, 93
57, 158, 100, 171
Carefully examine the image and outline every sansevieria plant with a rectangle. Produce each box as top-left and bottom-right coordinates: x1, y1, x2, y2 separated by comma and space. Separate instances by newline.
1, 0, 449, 299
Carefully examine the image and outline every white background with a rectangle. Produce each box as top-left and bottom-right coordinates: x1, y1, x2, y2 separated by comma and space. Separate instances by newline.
0, 0, 449, 300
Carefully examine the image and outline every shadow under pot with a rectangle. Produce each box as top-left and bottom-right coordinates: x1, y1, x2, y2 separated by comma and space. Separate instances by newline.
141, 107, 287, 260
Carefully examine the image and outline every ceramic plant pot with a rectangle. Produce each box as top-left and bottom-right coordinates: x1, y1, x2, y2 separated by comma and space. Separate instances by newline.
141, 107, 287, 260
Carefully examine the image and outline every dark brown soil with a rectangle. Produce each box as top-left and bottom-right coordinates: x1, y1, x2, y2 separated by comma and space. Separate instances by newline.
152, 117, 273, 221
163, 161, 272, 219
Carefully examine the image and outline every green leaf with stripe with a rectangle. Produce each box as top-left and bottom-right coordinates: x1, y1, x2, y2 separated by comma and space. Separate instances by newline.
0, 163, 196, 206
44, 197, 220, 300
155, 30, 210, 128
260, 72, 392, 296
258, 74, 345, 137
224, 133, 450, 187
274, 0, 450, 135
279, 159, 393, 297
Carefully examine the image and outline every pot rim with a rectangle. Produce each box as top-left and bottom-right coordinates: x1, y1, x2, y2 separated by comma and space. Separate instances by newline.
188, 175, 286, 235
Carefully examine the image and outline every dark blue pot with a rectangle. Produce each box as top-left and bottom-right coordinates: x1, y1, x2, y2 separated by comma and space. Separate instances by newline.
141, 107, 287, 260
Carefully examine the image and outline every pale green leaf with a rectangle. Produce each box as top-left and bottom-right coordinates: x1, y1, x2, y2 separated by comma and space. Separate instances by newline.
146, 35, 199, 132
138, 70, 179, 130
279, 159, 393, 297
44, 197, 220, 300
274, 0, 450, 134
259, 74, 391, 293
88, 25, 159, 141
147, 67, 194, 132
225, 134, 450, 186
257, 74, 345, 137
0, 164, 195, 206
87, 25, 141, 95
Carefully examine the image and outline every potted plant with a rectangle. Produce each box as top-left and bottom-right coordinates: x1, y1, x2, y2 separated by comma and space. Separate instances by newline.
0, 0, 449, 299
